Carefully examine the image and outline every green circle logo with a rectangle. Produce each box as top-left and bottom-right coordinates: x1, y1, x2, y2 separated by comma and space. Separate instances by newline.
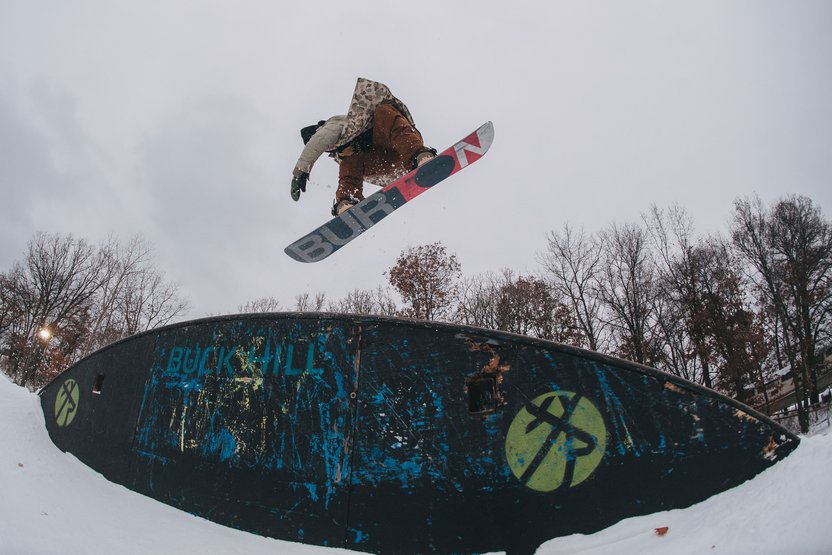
55, 378, 80, 427
505, 391, 607, 492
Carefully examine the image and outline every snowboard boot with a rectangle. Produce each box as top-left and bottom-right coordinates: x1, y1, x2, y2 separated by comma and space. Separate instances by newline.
412, 147, 437, 170
332, 196, 359, 216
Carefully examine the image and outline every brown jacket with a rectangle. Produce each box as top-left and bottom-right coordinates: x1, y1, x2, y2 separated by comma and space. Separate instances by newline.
293, 78, 416, 183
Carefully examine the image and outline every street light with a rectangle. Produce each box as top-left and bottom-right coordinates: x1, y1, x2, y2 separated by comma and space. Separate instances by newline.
38, 327, 53, 341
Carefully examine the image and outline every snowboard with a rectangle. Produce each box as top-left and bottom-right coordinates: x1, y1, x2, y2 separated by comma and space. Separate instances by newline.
284, 121, 494, 263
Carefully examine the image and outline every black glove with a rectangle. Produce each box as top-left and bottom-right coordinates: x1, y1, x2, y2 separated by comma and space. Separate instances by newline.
290, 172, 308, 201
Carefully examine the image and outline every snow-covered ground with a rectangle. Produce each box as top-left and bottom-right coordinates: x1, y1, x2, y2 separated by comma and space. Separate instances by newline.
1, 372, 829, 555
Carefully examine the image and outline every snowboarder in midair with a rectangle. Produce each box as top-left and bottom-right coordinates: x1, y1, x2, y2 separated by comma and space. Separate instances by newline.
291, 78, 436, 216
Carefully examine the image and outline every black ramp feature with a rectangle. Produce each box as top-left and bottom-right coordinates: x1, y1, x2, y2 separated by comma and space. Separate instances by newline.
39, 314, 799, 554
414, 154, 455, 187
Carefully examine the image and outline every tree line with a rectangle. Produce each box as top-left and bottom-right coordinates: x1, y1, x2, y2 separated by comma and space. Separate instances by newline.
2, 195, 829, 432
0, 233, 189, 389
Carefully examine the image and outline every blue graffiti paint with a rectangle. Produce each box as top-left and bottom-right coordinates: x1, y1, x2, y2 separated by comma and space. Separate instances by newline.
133, 324, 356, 509
204, 426, 237, 461
595, 365, 642, 457
165, 336, 326, 379
302, 483, 319, 502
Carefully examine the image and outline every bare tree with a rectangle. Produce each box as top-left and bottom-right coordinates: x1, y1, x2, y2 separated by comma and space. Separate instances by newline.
90, 235, 188, 354
454, 272, 502, 330
371, 286, 400, 316
597, 222, 664, 366
644, 205, 712, 385
74, 235, 189, 357
387, 242, 462, 321
731, 195, 832, 432
238, 296, 282, 313
294, 292, 327, 312
326, 286, 400, 316
84, 234, 147, 348
539, 224, 607, 351
120, 266, 188, 334
328, 289, 375, 314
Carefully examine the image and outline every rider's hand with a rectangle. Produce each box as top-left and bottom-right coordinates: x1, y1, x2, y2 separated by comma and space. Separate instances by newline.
291, 172, 308, 201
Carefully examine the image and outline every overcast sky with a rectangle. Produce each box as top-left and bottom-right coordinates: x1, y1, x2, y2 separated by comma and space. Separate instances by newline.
1, 1, 830, 318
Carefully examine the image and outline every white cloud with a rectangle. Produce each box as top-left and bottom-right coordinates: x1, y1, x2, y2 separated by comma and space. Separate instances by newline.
1, 0, 830, 316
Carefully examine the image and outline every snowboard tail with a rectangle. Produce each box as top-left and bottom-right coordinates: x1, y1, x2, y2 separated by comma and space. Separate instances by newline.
284, 121, 494, 263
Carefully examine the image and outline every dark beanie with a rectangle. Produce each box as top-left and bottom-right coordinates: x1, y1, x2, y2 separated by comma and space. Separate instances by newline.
301, 120, 327, 145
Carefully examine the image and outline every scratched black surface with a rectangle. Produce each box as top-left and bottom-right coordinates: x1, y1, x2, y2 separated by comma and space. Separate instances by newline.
40, 314, 799, 554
